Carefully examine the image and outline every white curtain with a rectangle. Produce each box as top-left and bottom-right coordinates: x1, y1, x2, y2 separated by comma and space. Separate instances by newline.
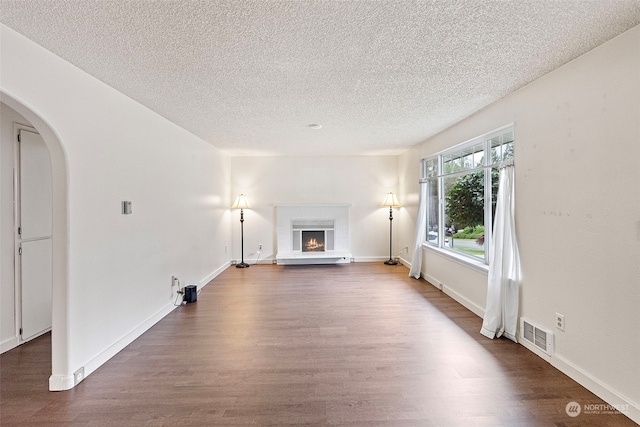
480, 161, 521, 342
409, 181, 427, 279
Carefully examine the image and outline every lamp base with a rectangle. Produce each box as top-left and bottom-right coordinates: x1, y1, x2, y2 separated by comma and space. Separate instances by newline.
384, 259, 398, 265
235, 262, 250, 268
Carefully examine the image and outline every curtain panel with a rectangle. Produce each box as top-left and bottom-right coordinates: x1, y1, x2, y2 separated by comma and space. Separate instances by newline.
409, 181, 427, 279
480, 161, 521, 341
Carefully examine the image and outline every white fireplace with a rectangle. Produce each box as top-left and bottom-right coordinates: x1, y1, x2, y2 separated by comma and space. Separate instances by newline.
276, 204, 352, 265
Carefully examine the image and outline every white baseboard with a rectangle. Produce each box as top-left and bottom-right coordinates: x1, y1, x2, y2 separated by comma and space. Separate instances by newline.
442, 285, 485, 318
353, 256, 392, 263
236, 258, 275, 265
0, 336, 19, 354
423, 272, 485, 318
2, 329, 50, 354
235, 257, 411, 265
398, 257, 411, 268
50, 262, 230, 391
550, 353, 640, 424
49, 372, 75, 391
198, 261, 230, 288
423, 273, 441, 289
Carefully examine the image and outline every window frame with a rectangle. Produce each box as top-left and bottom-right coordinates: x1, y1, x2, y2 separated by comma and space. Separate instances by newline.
421, 124, 514, 267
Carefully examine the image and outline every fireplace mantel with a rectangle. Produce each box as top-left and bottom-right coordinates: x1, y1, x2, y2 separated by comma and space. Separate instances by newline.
275, 204, 352, 265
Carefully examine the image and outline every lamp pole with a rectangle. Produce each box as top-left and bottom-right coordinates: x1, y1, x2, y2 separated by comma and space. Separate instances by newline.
384, 205, 397, 265
237, 207, 249, 268
232, 194, 250, 268
382, 192, 399, 265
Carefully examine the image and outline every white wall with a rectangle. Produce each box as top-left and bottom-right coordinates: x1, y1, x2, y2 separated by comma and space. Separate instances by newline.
230, 155, 400, 263
399, 25, 640, 422
1, 25, 232, 388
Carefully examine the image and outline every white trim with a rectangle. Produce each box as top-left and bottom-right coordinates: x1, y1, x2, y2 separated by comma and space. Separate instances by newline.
0, 336, 19, 354
352, 256, 388, 263
49, 262, 230, 391
243, 256, 399, 264
48, 372, 75, 391
422, 123, 515, 160
277, 253, 351, 265
398, 256, 411, 269
550, 354, 640, 424
422, 243, 489, 274
442, 284, 485, 318
423, 272, 485, 318
197, 262, 229, 288
244, 258, 276, 265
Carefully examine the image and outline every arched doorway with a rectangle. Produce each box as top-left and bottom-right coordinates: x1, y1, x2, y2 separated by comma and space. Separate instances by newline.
1, 91, 71, 390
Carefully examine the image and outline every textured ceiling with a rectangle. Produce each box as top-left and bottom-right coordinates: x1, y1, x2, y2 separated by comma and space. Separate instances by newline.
1, 1, 639, 156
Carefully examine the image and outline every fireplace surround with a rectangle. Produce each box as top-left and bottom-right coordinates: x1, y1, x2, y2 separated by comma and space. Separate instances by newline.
276, 204, 351, 265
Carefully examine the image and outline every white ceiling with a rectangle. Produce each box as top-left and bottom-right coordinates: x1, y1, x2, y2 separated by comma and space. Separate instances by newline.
1, 1, 639, 156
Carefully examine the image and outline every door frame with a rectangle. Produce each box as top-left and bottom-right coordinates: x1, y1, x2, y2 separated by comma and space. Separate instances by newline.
13, 123, 53, 344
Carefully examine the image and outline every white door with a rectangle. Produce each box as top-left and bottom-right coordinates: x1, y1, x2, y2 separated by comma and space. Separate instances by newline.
17, 128, 52, 342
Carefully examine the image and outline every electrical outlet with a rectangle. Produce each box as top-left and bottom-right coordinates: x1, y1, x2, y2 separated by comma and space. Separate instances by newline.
555, 313, 565, 331
171, 276, 179, 298
259, 243, 263, 250
74, 367, 85, 385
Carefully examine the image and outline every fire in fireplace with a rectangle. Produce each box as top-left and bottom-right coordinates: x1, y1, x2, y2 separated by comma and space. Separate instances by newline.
302, 231, 325, 252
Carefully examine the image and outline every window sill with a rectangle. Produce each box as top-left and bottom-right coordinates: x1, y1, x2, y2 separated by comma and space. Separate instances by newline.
421, 242, 489, 274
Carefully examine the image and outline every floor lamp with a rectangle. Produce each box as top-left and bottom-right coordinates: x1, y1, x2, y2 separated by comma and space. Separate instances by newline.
382, 192, 400, 265
231, 194, 250, 268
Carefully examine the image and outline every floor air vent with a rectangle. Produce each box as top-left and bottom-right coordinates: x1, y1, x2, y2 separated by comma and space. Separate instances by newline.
521, 318, 554, 355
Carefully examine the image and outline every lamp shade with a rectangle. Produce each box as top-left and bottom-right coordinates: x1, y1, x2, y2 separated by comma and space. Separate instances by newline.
382, 192, 400, 207
231, 194, 250, 209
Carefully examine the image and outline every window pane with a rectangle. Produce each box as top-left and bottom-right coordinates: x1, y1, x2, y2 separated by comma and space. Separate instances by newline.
503, 140, 514, 160
490, 137, 502, 163
473, 142, 484, 167
442, 154, 453, 174
426, 158, 438, 177
426, 178, 439, 244
461, 147, 474, 170
444, 171, 485, 259
453, 151, 463, 170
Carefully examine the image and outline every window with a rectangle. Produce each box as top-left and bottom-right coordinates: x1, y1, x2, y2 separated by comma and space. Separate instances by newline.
422, 126, 514, 264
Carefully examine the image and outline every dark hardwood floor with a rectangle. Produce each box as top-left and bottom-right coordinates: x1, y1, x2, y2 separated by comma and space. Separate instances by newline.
1, 263, 634, 426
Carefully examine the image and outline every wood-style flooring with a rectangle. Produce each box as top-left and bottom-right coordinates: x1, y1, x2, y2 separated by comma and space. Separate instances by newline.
1, 263, 635, 426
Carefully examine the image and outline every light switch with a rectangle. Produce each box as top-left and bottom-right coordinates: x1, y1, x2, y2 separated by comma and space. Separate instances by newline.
122, 201, 132, 215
